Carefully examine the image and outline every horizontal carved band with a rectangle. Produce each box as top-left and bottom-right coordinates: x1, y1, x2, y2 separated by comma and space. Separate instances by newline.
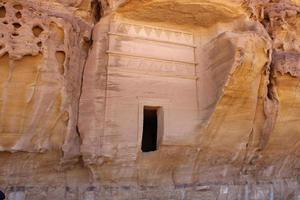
107, 50, 197, 65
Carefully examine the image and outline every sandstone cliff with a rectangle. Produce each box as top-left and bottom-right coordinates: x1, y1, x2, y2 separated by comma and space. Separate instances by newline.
1, 0, 300, 199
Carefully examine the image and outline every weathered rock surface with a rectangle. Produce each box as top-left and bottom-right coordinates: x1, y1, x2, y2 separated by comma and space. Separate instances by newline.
1, 0, 300, 199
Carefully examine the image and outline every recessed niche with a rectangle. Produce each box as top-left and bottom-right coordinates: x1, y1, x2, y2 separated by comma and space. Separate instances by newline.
55, 51, 65, 75
50, 22, 64, 44
11, 32, 19, 37
37, 41, 42, 47
32, 25, 43, 37
15, 11, 22, 18
12, 22, 21, 29
13, 4, 23, 10
81, 37, 90, 52
0, 6, 6, 18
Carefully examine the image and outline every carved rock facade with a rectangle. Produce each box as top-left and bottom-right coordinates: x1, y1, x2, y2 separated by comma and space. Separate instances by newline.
1, 0, 300, 199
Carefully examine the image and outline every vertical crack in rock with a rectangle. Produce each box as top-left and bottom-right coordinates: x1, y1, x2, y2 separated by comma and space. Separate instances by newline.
241, 0, 300, 180
255, 2, 280, 151
260, 55, 279, 150
248, 0, 279, 148
237, 0, 279, 177
75, 1, 103, 171
76, 2, 109, 181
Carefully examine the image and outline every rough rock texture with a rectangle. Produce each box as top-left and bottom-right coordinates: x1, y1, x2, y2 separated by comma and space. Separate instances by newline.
1, 0, 300, 199
0, 0, 92, 162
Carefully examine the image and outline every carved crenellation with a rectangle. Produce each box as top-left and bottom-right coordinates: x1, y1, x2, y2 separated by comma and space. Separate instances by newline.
107, 21, 196, 78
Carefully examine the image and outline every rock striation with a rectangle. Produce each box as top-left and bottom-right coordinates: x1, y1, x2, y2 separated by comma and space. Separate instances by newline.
1, 0, 300, 199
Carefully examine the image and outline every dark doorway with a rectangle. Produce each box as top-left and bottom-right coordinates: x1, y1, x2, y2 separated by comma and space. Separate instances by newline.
141, 107, 158, 152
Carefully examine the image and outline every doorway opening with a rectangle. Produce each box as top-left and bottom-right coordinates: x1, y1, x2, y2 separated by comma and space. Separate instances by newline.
141, 106, 159, 152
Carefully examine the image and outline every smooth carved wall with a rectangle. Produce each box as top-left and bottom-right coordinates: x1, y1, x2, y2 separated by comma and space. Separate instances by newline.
104, 21, 199, 155
78, 18, 201, 183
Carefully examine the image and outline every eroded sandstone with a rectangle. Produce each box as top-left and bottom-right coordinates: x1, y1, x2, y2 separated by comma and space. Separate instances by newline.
0, 0, 92, 160
1, 0, 300, 199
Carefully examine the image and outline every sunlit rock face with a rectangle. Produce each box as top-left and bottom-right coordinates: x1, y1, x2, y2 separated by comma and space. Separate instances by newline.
1, 0, 300, 199
0, 0, 92, 159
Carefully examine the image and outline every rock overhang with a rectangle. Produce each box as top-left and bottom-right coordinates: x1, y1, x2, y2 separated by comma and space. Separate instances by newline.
115, 0, 247, 29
